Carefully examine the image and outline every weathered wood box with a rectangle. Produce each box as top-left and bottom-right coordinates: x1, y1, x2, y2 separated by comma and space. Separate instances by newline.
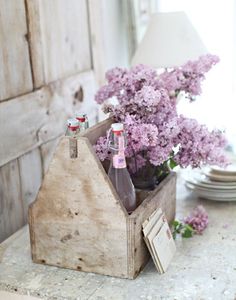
28, 118, 176, 279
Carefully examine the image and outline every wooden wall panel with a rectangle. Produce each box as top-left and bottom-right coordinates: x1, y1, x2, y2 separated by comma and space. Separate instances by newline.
0, 0, 33, 100
0, 70, 98, 167
88, 0, 131, 85
0, 160, 24, 243
87, 0, 106, 85
18, 148, 43, 221
40, 137, 60, 175
0, 0, 101, 243
26, 0, 92, 87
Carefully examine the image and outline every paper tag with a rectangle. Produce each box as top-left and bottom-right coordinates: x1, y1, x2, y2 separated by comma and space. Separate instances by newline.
152, 222, 176, 272
142, 208, 176, 274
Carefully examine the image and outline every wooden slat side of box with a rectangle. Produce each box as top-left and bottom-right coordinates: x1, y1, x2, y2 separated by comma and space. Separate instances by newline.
81, 117, 113, 145
126, 216, 135, 279
29, 136, 129, 278
129, 173, 176, 278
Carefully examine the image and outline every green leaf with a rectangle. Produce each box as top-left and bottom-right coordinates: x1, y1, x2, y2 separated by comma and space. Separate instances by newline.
172, 220, 180, 228
185, 224, 194, 231
169, 158, 178, 169
176, 224, 184, 233
172, 231, 176, 240
182, 229, 193, 238
182, 225, 194, 238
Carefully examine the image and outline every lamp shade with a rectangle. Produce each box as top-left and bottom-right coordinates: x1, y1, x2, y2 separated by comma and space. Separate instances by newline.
131, 11, 208, 68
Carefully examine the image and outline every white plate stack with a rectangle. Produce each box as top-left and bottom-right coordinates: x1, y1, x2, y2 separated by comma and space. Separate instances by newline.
185, 165, 236, 201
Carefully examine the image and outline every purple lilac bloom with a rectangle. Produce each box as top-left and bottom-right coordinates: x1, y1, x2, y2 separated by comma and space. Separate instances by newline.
184, 205, 209, 234
159, 54, 220, 99
173, 116, 228, 168
94, 54, 228, 174
93, 136, 108, 161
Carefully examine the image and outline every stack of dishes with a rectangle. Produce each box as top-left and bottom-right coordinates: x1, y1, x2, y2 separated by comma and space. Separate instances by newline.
185, 165, 236, 201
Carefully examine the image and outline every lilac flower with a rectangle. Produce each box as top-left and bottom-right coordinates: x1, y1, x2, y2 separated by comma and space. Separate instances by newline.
130, 124, 159, 149
158, 54, 220, 99
173, 116, 228, 168
105, 67, 127, 84
148, 143, 173, 166
93, 136, 108, 161
94, 54, 228, 175
95, 85, 115, 104
184, 205, 209, 234
134, 86, 161, 107
158, 69, 182, 93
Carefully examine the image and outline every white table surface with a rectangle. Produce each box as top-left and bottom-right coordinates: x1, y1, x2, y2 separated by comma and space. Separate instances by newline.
0, 174, 236, 300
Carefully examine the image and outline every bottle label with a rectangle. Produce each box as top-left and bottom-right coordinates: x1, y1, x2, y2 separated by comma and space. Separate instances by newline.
113, 154, 126, 169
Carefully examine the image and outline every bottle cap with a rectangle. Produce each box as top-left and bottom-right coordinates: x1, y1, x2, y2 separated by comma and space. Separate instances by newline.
111, 123, 124, 132
75, 112, 86, 122
67, 118, 79, 127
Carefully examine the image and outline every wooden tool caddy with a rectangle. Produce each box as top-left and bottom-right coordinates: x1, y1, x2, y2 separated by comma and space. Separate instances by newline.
29, 118, 176, 279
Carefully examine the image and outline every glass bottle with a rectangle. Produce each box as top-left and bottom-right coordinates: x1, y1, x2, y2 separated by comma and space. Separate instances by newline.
75, 112, 89, 131
66, 118, 80, 158
84, 114, 89, 129
108, 123, 136, 214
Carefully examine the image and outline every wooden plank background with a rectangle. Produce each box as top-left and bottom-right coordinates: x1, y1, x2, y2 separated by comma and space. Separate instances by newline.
0, 0, 132, 243
18, 148, 43, 221
0, 160, 24, 242
0, 0, 33, 100
0, 70, 98, 167
0, 0, 98, 243
26, 0, 92, 87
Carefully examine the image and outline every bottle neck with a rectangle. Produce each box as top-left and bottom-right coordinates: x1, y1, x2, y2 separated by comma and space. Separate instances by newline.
76, 117, 89, 130
67, 126, 79, 136
110, 131, 126, 169
79, 121, 86, 131
110, 130, 126, 152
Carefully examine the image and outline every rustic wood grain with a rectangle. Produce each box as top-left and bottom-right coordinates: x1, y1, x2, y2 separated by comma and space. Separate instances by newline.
18, 148, 43, 222
26, 0, 92, 87
40, 137, 60, 175
24, 0, 44, 88
0, 0, 100, 245
87, 0, 106, 85
0, 70, 97, 167
130, 172, 176, 278
0, 160, 24, 243
29, 119, 176, 278
0, 0, 33, 101
29, 136, 128, 278
80, 117, 113, 145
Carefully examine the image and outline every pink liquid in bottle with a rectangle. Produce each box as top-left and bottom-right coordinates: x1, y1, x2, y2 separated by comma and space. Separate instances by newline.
108, 123, 136, 214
